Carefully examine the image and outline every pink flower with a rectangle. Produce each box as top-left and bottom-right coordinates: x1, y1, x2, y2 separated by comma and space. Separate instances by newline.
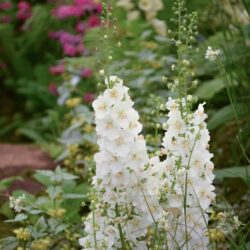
87, 15, 101, 28
49, 64, 65, 75
76, 21, 86, 34
80, 68, 92, 78
52, 5, 83, 19
0, 2, 12, 11
63, 43, 77, 56
76, 43, 84, 54
83, 92, 95, 103
17, 1, 32, 21
0, 15, 11, 23
48, 83, 58, 96
74, 0, 102, 13
59, 32, 81, 45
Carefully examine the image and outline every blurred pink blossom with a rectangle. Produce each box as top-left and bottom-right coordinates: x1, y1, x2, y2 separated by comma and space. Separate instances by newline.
0, 15, 11, 23
17, 1, 32, 21
63, 43, 77, 56
80, 68, 92, 78
0, 2, 12, 11
49, 64, 65, 75
52, 5, 82, 19
48, 83, 59, 96
87, 15, 100, 28
83, 92, 95, 103
76, 21, 86, 34
74, 0, 102, 13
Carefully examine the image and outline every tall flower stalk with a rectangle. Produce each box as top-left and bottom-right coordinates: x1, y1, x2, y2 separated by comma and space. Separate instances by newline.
79, 76, 160, 249
158, 98, 216, 249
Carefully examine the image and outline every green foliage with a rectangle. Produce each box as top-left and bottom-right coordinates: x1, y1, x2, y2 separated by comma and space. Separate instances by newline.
0, 167, 89, 249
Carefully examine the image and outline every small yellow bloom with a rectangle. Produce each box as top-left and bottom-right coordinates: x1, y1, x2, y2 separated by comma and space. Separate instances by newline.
63, 159, 71, 166
13, 227, 30, 241
67, 144, 79, 156
65, 98, 81, 108
83, 124, 94, 133
31, 237, 51, 250
209, 228, 226, 242
148, 60, 162, 69
210, 210, 216, 221
141, 41, 158, 50
48, 208, 66, 218
216, 212, 225, 221
71, 116, 85, 125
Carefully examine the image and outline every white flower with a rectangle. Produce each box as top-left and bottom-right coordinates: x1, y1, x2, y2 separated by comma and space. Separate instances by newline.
116, 0, 135, 11
9, 194, 26, 213
104, 75, 123, 86
151, 19, 167, 36
57, 86, 70, 106
205, 46, 221, 61
99, 69, 105, 75
127, 10, 140, 21
70, 75, 81, 86
138, 0, 154, 12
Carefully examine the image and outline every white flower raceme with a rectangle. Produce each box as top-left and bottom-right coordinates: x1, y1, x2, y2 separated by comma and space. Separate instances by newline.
157, 98, 216, 250
79, 76, 161, 250
205, 46, 221, 61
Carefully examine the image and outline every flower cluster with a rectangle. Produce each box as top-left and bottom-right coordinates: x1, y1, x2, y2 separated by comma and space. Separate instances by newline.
52, 0, 102, 20
116, 0, 166, 36
205, 46, 222, 61
79, 76, 161, 249
9, 194, 26, 213
49, 0, 101, 57
0, 1, 31, 24
17, 1, 32, 21
155, 97, 216, 249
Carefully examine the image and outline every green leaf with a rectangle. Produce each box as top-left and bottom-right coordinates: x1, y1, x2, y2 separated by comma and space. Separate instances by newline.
33, 172, 51, 187
18, 127, 46, 143
207, 103, 248, 130
46, 186, 62, 200
0, 237, 18, 250
6, 213, 28, 223
195, 78, 224, 99
34, 216, 48, 232
215, 166, 250, 180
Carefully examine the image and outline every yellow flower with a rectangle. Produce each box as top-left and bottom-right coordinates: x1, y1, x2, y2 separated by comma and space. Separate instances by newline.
67, 144, 79, 156
48, 208, 66, 218
13, 227, 30, 241
71, 116, 85, 125
209, 228, 226, 242
63, 159, 71, 167
83, 124, 94, 133
141, 41, 158, 50
209, 210, 216, 221
65, 98, 81, 108
216, 212, 225, 221
149, 60, 162, 69
31, 237, 51, 250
